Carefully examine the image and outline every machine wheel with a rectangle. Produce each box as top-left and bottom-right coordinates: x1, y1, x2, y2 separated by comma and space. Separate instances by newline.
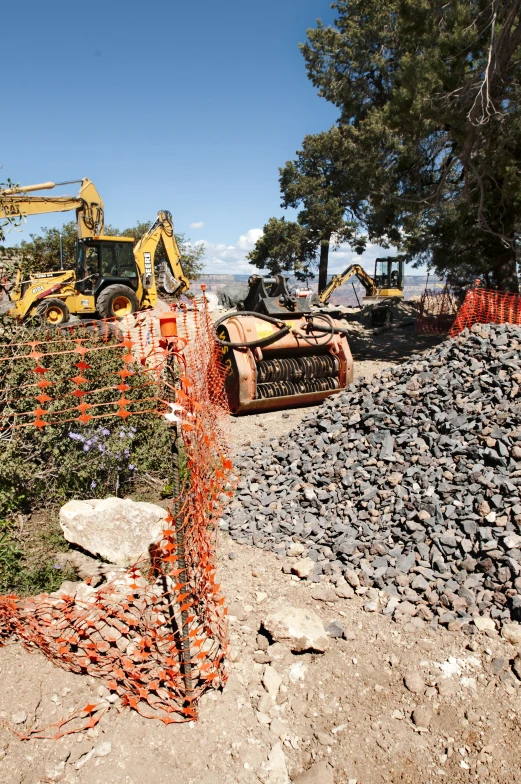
37, 298, 70, 326
96, 285, 139, 319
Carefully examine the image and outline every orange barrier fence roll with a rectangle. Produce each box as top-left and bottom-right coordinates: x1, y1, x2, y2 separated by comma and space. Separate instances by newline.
0, 303, 234, 738
450, 287, 521, 336
416, 286, 460, 335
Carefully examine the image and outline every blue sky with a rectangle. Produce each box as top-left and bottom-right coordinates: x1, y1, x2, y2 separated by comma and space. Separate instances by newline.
2, 0, 397, 277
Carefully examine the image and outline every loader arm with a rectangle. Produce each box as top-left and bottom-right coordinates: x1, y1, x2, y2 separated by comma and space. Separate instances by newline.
133, 210, 190, 297
319, 263, 377, 304
0, 178, 104, 238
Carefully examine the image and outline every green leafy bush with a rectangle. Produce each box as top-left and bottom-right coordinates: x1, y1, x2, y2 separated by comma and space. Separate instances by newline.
0, 320, 173, 516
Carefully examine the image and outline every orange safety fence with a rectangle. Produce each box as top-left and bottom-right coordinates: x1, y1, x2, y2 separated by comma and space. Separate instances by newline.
449, 287, 521, 336
0, 302, 234, 738
415, 285, 460, 335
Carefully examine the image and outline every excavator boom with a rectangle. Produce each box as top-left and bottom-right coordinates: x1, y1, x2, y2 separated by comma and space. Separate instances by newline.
320, 263, 377, 303
0, 178, 104, 238
133, 210, 190, 299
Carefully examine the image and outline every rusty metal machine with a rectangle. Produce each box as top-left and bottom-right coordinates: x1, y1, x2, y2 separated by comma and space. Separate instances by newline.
215, 274, 354, 414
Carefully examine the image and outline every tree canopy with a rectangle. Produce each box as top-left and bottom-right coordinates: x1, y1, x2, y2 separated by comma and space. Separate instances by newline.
252, 0, 521, 292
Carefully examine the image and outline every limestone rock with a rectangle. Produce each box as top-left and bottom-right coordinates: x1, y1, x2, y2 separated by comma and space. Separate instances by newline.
412, 706, 433, 729
292, 760, 334, 784
404, 671, 425, 694
263, 665, 282, 701
262, 606, 328, 653
291, 558, 315, 579
474, 616, 495, 632
258, 742, 290, 784
59, 497, 168, 567
502, 623, 521, 645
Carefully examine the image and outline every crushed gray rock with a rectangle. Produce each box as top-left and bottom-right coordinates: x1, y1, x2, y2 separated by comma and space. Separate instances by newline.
223, 324, 521, 629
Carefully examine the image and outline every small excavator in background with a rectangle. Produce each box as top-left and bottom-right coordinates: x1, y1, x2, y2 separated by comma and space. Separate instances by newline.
318, 256, 405, 305
0, 179, 190, 324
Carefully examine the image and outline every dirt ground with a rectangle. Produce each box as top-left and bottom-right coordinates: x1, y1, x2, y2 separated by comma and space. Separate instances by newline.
2, 329, 520, 784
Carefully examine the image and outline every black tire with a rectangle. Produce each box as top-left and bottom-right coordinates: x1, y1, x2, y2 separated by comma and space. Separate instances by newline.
96, 285, 139, 319
37, 298, 70, 326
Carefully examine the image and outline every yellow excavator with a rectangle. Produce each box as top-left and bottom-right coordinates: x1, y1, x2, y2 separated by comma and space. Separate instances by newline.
0, 179, 190, 324
319, 256, 405, 304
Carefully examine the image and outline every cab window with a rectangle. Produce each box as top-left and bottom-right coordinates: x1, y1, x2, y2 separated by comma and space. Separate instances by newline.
99, 242, 137, 280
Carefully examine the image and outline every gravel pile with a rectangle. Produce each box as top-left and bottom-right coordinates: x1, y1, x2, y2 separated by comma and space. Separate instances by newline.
222, 323, 521, 630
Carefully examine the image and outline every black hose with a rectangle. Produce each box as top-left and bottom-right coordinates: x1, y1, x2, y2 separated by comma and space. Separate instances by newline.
213, 310, 350, 350
213, 311, 291, 349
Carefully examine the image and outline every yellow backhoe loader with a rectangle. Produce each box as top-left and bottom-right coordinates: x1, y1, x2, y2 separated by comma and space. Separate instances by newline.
319, 256, 404, 305
0, 179, 190, 324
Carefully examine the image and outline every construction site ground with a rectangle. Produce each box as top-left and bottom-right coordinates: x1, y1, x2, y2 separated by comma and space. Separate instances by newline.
2, 328, 520, 784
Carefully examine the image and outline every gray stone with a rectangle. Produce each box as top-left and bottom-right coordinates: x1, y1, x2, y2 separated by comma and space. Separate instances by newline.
325, 621, 345, 638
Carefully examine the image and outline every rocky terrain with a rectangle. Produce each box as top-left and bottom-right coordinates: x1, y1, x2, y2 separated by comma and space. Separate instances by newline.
223, 324, 521, 640
2, 538, 521, 784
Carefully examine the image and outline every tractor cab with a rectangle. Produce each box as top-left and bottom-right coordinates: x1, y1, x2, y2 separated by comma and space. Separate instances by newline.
373, 256, 404, 297
75, 236, 138, 295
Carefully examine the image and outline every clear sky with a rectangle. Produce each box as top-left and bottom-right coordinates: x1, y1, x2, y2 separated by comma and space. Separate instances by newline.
2, 0, 396, 277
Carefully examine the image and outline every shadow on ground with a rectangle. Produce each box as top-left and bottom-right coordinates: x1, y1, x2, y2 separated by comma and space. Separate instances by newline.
348, 324, 446, 362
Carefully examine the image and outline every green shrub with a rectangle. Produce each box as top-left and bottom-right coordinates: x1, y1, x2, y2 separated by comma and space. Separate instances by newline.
0, 521, 76, 595
0, 320, 173, 516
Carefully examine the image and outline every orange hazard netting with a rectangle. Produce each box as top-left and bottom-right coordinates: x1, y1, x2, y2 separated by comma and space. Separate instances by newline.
0, 302, 234, 738
450, 287, 521, 336
416, 285, 460, 335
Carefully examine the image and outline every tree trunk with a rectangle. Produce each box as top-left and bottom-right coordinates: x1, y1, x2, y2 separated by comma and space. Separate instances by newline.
493, 246, 519, 293
318, 234, 331, 294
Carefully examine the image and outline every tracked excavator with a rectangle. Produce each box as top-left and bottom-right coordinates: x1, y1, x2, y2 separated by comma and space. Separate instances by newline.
0, 179, 190, 324
318, 256, 404, 304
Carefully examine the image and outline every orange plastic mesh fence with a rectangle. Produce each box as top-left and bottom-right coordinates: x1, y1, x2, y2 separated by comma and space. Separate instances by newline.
416, 286, 460, 335
0, 304, 234, 738
449, 287, 521, 336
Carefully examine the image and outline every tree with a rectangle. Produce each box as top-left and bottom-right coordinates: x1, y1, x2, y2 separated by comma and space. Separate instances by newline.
16, 219, 204, 282
247, 218, 317, 280
249, 128, 367, 291
279, 128, 366, 291
300, 0, 521, 291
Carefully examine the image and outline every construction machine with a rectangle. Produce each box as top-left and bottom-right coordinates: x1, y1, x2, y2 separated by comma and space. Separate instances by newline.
215, 274, 354, 414
319, 256, 404, 305
0, 179, 190, 324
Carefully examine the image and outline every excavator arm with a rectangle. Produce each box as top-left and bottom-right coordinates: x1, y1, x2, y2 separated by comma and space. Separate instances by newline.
319, 263, 377, 303
0, 178, 104, 238
133, 210, 190, 297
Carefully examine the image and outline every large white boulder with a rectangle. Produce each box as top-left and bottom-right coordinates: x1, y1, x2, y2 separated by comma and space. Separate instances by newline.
59, 497, 168, 567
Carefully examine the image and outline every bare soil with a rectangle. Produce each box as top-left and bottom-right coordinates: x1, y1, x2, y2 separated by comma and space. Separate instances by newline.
2, 331, 520, 784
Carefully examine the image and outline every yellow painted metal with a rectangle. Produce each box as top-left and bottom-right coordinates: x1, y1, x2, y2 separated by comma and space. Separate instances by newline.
320, 264, 378, 303
112, 295, 133, 317
43, 303, 66, 324
378, 287, 403, 298
133, 210, 190, 308
64, 293, 96, 313
0, 178, 104, 239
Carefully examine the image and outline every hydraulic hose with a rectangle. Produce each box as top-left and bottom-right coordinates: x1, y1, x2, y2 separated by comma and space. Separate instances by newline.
213, 310, 349, 350
213, 311, 291, 349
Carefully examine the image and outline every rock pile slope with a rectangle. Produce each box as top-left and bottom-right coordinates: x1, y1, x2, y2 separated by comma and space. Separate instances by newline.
223, 323, 521, 629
